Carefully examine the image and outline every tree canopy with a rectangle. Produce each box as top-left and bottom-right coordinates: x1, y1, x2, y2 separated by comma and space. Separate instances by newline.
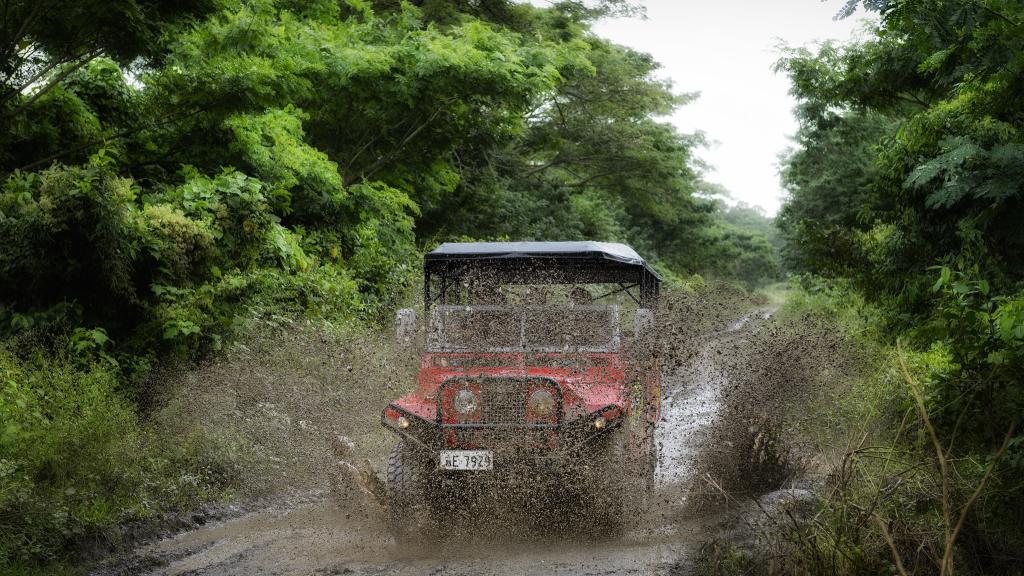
0, 0, 781, 364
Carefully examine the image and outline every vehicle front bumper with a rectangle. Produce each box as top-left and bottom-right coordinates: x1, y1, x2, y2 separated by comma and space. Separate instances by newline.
381, 402, 624, 456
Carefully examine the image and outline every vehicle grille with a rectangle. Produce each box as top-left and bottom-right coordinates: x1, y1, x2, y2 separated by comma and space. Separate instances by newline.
480, 379, 526, 423
440, 377, 560, 426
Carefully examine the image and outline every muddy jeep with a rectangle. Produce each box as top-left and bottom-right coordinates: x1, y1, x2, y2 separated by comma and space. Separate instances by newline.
381, 241, 661, 543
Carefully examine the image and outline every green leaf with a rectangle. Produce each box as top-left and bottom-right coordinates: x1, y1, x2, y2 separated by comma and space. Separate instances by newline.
932, 266, 951, 292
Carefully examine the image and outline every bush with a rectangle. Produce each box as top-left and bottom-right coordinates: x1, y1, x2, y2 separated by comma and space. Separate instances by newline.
0, 344, 222, 570
0, 158, 393, 363
0, 157, 140, 339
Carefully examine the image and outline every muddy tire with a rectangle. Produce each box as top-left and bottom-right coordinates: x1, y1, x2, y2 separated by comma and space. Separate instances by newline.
582, 426, 631, 535
386, 440, 436, 547
585, 423, 656, 536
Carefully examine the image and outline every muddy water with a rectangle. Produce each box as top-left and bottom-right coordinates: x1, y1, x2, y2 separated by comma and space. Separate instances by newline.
99, 308, 775, 576
656, 342, 726, 489
656, 309, 775, 491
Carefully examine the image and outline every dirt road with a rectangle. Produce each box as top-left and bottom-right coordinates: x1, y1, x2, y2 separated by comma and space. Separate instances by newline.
96, 309, 775, 576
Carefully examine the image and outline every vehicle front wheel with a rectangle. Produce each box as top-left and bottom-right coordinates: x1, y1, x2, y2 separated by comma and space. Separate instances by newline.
584, 424, 656, 536
580, 426, 627, 535
385, 440, 436, 547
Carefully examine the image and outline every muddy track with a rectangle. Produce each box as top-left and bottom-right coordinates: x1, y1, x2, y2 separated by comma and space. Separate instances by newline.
93, 309, 777, 576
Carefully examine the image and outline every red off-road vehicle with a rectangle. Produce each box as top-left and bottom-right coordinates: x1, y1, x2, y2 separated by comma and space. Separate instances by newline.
381, 242, 661, 542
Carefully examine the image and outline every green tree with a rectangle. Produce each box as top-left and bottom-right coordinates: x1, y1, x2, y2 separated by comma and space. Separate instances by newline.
778, 2, 1024, 307
776, 4, 1024, 567
774, 48, 900, 276
421, 30, 715, 273
706, 201, 782, 287
0, 0, 214, 169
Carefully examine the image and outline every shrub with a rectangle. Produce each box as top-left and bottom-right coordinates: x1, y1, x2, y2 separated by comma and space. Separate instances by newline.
0, 345, 222, 570
0, 158, 140, 339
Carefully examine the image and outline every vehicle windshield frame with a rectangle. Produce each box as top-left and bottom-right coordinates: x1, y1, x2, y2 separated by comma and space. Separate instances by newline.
427, 304, 621, 354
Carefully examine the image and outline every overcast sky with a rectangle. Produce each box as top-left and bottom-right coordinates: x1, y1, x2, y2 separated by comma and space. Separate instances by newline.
583, 1, 871, 215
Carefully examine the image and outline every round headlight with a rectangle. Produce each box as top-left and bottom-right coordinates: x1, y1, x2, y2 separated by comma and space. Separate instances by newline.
453, 388, 478, 415
528, 388, 555, 417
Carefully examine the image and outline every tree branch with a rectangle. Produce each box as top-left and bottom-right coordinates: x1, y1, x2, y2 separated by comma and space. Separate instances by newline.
564, 170, 623, 188
896, 92, 930, 109
0, 46, 74, 107
344, 105, 447, 185
974, 1, 1019, 27
4, 47, 102, 119
2, 0, 10, 45
521, 155, 564, 178
943, 422, 1016, 575
9, 106, 205, 175
874, 513, 910, 576
3, 0, 52, 60
897, 339, 952, 566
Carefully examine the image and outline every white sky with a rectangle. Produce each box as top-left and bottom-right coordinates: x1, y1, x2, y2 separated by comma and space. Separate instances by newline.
582, 1, 871, 215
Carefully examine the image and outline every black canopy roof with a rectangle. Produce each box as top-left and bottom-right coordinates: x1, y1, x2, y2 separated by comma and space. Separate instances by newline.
425, 241, 661, 280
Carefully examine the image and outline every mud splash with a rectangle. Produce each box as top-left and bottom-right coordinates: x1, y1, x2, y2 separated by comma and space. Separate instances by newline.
92, 287, 794, 575
655, 309, 775, 490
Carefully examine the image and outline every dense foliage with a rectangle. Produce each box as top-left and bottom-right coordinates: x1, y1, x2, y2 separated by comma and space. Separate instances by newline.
0, 0, 781, 570
2, 0, 780, 358
777, 0, 1024, 572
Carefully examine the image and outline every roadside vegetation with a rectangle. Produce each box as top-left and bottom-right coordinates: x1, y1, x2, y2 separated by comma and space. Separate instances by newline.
0, 0, 781, 572
696, 1, 1024, 574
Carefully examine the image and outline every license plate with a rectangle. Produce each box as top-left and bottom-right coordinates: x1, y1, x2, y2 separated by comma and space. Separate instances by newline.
440, 450, 493, 471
